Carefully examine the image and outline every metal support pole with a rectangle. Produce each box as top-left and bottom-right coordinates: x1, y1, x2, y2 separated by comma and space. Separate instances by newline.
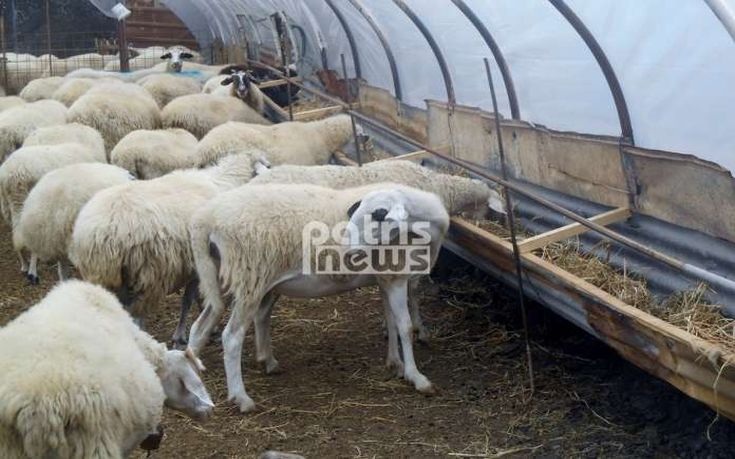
274, 13, 293, 121
45, 0, 51, 75
341, 53, 362, 166
1, 10, 7, 92
484, 57, 534, 396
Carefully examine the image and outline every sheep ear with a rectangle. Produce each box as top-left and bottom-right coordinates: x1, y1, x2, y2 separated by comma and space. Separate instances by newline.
180, 52, 194, 59
347, 200, 362, 218
221, 77, 233, 86
160, 53, 172, 60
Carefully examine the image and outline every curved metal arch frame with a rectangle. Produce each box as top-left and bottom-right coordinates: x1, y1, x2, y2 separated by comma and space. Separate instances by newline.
548, 0, 635, 144
392, 0, 455, 105
451, 0, 520, 120
345, 0, 403, 101
296, 2, 330, 70
324, 0, 362, 79
705, 0, 735, 42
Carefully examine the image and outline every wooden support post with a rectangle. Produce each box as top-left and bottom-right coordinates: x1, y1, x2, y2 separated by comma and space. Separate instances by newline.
294, 105, 344, 121
518, 207, 631, 254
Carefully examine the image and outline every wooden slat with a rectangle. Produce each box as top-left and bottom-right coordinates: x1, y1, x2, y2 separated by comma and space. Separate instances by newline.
518, 207, 631, 253
294, 105, 344, 121
257, 78, 302, 89
377, 145, 450, 162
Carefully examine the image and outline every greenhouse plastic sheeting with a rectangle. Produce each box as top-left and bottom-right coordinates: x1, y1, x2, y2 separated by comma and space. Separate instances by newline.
91, 0, 735, 174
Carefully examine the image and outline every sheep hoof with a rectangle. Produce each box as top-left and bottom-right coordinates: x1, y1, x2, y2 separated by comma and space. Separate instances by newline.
386, 358, 404, 378
26, 273, 39, 285
415, 328, 431, 344
415, 379, 438, 395
230, 394, 256, 414
261, 358, 280, 375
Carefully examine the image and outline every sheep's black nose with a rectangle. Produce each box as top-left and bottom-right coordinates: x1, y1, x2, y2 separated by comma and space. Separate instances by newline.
372, 208, 389, 222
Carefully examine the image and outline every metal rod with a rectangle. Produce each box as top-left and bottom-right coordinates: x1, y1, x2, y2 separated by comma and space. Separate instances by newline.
245, 60, 735, 297
44, 0, 51, 75
341, 53, 362, 166
274, 13, 293, 121
484, 57, 534, 396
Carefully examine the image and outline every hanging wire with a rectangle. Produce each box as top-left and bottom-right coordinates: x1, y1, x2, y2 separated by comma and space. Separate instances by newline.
483, 57, 535, 398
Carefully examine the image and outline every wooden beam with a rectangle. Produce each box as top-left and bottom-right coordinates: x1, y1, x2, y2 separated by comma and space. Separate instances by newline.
257, 77, 302, 89
333, 150, 358, 166
518, 207, 631, 253
294, 105, 344, 121
377, 145, 450, 162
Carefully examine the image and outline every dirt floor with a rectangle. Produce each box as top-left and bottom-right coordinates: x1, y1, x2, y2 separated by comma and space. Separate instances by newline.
2, 223, 735, 459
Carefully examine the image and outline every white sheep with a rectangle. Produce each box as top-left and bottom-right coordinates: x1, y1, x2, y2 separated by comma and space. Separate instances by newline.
51, 77, 120, 107
161, 93, 269, 139
0, 280, 213, 458
69, 152, 270, 345
18, 76, 65, 101
196, 114, 353, 166
138, 73, 202, 108
0, 96, 26, 112
202, 74, 230, 94
110, 128, 198, 179
0, 99, 67, 162
23, 122, 107, 160
218, 67, 267, 116
13, 163, 134, 284
68, 81, 161, 152
187, 183, 449, 412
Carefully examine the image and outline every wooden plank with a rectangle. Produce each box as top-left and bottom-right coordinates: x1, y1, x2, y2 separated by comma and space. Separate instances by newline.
518, 207, 631, 253
127, 21, 191, 30
294, 105, 344, 121
333, 150, 358, 167
377, 145, 450, 162
257, 78, 303, 89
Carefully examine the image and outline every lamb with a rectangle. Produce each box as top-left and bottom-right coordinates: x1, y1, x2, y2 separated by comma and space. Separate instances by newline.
110, 128, 198, 179
0, 96, 26, 112
18, 76, 64, 101
196, 114, 352, 166
138, 73, 202, 108
0, 280, 213, 458
162, 93, 269, 139
13, 163, 134, 284
68, 81, 161, 152
68, 152, 270, 345
23, 122, 107, 160
187, 183, 449, 412
0, 99, 67, 162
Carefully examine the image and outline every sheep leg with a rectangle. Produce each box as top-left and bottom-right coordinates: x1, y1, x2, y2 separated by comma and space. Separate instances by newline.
409, 276, 429, 343
56, 261, 67, 281
17, 250, 27, 274
381, 278, 435, 394
172, 279, 199, 348
26, 253, 39, 285
222, 302, 258, 413
253, 291, 280, 374
381, 288, 404, 377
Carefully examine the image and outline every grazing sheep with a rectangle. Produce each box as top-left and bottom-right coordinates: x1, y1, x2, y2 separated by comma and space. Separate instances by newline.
162, 93, 269, 139
13, 163, 134, 284
138, 73, 202, 108
69, 152, 270, 345
0, 96, 26, 112
187, 183, 449, 412
23, 122, 107, 161
196, 114, 352, 166
51, 77, 120, 107
68, 81, 161, 152
0, 99, 67, 162
110, 128, 198, 179
0, 280, 213, 458
18, 76, 64, 101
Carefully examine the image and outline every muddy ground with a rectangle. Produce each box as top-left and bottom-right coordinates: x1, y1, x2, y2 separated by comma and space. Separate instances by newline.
1, 223, 735, 458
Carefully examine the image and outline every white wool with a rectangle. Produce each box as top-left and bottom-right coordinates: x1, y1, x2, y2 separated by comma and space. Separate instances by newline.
251, 160, 496, 215
0, 99, 67, 162
110, 128, 198, 179
0, 96, 26, 112
68, 153, 266, 320
68, 82, 161, 153
2, 58, 45, 93
202, 75, 230, 94
18, 76, 64, 102
0, 142, 104, 228
161, 93, 269, 139
138, 73, 202, 108
51, 77, 120, 107
13, 163, 133, 263
196, 114, 353, 166
23, 123, 106, 161
0, 280, 167, 458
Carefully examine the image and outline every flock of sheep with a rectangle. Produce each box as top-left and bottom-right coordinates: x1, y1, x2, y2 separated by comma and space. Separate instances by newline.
0, 45, 504, 457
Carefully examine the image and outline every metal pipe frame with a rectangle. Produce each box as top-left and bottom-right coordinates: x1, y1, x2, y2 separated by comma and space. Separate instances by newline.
345, 0, 403, 101
705, 0, 735, 42
324, 0, 362, 79
392, 0, 455, 105
451, 0, 520, 120
548, 0, 635, 145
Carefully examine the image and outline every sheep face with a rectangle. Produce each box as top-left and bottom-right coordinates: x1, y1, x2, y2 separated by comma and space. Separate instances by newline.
160, 50, 194, 73
159, 348, 214, 420
221, 70, 255, 99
